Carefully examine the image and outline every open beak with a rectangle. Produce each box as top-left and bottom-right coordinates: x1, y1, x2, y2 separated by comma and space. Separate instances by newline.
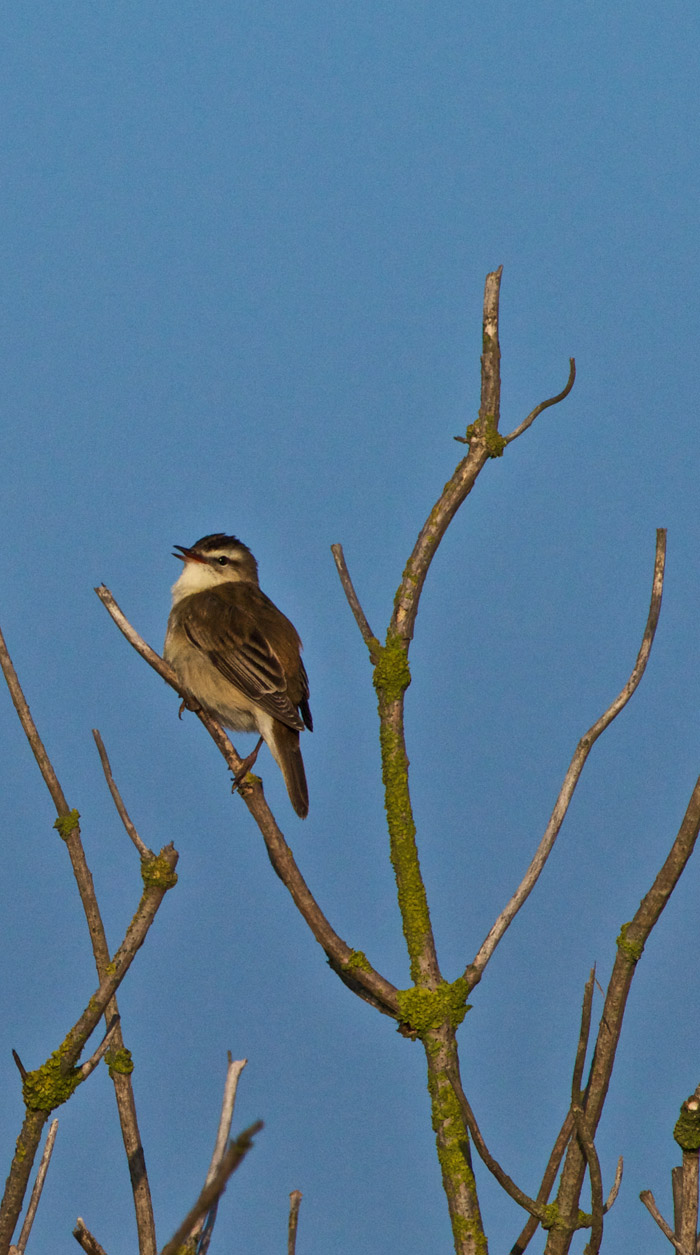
172, 544, 206, 563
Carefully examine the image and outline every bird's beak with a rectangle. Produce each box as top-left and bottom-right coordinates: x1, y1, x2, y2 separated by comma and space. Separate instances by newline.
172, 544, 206, 563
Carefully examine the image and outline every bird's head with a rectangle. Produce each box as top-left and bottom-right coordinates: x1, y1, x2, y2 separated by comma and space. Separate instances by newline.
171, 533, 260, 599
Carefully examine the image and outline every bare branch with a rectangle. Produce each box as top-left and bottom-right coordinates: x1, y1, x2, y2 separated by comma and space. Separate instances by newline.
444, 1061, 549, 1223
640, 1190, 693, 1255
571, 1105, 604, 1254
189, 1056, 248, 1253
72, 1219, 109, 1255
159, 1121, 263, 1255
11, 1053, 27, 1083
96, 585, 400, 1019
288, 1189, 303, 1255
546, 769, 700, 1252
0, 622, 69, 813
389, 270, 503, 645
504, 358, 576, 443
0, 621, 158, 1254
79, 1017, 121, 1080
604, 1157, 623, 1212
92, 730, 153, 859
330, 544, 380, 660
11, 1120, 58, 1255
572, 969, 596, 1100
467, 528, 667, 987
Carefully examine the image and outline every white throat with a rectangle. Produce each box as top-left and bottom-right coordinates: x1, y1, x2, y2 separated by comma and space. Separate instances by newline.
171, 561, 228, 604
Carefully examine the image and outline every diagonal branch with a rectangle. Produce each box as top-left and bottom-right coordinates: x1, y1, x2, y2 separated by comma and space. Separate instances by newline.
467, 528, 666, 988
159, 1121, 263, 1255
330, 545, 380, 661
95, 586, 400, 1020
545, 770, 700, 1254
92, 730, 154, 859
72, 1219, 109, 1255
10, 1120, 58, 1255
639, 1190, 693, 1255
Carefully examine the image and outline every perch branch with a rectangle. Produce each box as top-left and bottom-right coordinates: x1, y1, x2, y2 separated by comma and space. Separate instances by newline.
95, 586, 400, 1020
467, 528, 666, 988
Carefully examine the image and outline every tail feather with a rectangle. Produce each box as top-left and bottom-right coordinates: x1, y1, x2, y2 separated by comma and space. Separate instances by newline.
267, 722, 309, 818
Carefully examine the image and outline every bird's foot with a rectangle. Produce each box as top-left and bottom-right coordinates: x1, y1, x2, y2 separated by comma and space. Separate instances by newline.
231, 737, 264, 794
178, 697, 202, 720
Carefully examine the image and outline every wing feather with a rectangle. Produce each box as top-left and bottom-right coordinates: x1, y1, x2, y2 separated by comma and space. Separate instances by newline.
181, 584, 307, 731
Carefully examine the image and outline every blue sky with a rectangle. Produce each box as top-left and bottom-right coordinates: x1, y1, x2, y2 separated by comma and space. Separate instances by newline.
1, 3, 699, 1251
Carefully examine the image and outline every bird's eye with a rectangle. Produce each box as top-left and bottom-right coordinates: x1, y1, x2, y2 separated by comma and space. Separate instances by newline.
216, 556, 229, 566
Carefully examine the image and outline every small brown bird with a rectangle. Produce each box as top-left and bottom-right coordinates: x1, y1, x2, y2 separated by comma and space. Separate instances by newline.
164, 533, 312, 817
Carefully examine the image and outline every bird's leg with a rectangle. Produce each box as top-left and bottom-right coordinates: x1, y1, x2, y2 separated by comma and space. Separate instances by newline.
178, 696, 202, 719
231, 737, 264, 793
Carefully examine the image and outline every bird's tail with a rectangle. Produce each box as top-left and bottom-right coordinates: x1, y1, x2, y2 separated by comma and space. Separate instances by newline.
267, 722, 309, 818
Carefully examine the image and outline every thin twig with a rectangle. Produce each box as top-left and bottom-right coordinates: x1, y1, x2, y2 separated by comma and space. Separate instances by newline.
0, 623, 68, 811
72, 1219, 109, 1255
330, 545, 380, 660
467, 528, 667, 988
640, 1190, 693, 1255
444, 1062, 548, 1223
12, 1120, 58, 1255
190, 1056, 248, 1253
79, 1017, 121, 1079
159, 1121, 263, 1255
92, 730, 153, 859
11, 1052, 27, 1082
572, 969, 596, 1100
504, 359, 576, 443
95, 585, 400, 1019
605, 1157, 623, 1212
288, 1190, 303, 1255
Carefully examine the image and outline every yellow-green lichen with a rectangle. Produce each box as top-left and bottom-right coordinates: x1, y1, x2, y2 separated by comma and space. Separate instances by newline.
674, 1101, 700, 1151
106, 1048, 134, 1078
23, 1048, 82, 1112
379, 724, 433, 981
397, 979, 471, 1036
344, 950, 372, 974
617, 922, 644, 962
373, 634, 411, 702
53, 809, 80, 840
427, 1068, 486, 1253
540, 1203, 590, 1232
463, 420, 506, 458
141, 854, 178, 891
